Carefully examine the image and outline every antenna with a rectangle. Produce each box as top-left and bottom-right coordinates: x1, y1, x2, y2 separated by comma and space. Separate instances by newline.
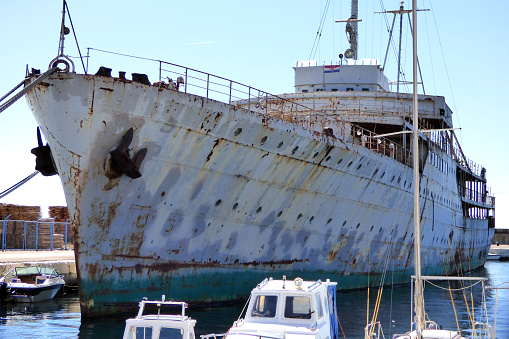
57, 0, 69, 57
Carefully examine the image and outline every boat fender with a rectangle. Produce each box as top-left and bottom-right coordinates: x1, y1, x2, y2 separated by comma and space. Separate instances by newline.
106, 128, 148, 179
31, 127, 58, 176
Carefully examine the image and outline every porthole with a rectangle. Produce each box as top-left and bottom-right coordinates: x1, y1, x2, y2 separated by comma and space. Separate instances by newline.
234, 128, 242, 136
260, 136, 268, 144
277, 141, 284, 148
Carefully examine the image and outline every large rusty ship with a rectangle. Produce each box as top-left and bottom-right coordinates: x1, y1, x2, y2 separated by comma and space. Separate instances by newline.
22, 2, 494, 317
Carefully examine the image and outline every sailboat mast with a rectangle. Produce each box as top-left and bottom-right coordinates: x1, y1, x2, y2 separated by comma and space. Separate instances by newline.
411, 0, 425, 337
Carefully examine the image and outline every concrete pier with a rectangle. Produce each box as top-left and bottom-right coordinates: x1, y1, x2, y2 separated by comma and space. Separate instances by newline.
0, 250, 76, 285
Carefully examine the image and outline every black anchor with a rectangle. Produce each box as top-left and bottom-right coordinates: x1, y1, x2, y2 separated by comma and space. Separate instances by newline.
110, 128, 147, 179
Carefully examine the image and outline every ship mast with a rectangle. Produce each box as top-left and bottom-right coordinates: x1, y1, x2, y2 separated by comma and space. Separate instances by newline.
336, 0, 361, 60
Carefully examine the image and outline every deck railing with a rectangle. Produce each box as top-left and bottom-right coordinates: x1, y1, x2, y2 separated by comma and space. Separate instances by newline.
85, 49, 489, 185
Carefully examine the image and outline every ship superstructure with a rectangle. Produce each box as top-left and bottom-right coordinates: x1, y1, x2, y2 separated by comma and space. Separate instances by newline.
21, 1, 494, 317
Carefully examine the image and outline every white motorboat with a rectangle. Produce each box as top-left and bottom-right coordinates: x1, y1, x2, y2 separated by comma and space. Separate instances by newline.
224, 277, 338, 339
486, 253, 500, 260
123, 277, 339, 339
0, 266, 65, 303
123, 297, 196, 339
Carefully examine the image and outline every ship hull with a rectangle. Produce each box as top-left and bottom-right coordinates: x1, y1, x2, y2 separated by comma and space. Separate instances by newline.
25, 72, 494, 317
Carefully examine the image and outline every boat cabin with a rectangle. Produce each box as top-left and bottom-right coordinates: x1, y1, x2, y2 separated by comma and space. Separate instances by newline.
226, 277, 338, 339
123, 298, 196, 339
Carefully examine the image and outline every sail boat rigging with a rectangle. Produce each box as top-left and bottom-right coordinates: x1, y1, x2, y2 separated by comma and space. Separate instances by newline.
395, 1, 492, 337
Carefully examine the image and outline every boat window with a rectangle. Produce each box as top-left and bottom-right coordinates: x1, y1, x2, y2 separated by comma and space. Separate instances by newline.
251, 295, 277, 318
346, 88, 354, 91
160, 327, 184, 339
128, 326, 152, 339
302, 90, 309, 93
362, 88, 369, 91
315, 293, 324, 318
284, 296, 312, 319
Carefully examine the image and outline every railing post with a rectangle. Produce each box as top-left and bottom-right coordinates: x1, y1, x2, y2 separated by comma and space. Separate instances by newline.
159, 61, 162, 82
23, 221, 27, 250
35, 216, 42, 251
184, 68, 188, 93
2, 215, 10, 251
65, 219, 69, 250
50, 218, 54, 250
229, 80, 233, 105
248, 87, 251, 112
206, 74, 210, 99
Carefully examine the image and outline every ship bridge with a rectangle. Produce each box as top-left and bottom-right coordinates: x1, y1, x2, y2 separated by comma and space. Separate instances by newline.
294, 58, 390, 93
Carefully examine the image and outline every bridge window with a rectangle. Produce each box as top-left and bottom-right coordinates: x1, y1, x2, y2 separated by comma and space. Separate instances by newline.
284, 296, 312, 319
251, 295, 277, 318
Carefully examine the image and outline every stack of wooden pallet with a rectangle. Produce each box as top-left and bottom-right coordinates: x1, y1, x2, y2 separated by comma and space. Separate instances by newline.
0, 203, 41, 221
0, 204, 73, 249
1, 220, 26, 249
0, 204, 42, 249
48, 206, 69, 222
25, 219, 65, 249
49, 206, 74, 247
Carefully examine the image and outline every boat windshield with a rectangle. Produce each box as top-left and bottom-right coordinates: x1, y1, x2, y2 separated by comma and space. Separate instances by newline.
250, 295, 277, 318
6, 267, 58, 277
284, 296, 312, 319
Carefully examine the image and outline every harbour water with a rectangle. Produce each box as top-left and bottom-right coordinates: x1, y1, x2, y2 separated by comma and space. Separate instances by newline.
1, 261, 507, 338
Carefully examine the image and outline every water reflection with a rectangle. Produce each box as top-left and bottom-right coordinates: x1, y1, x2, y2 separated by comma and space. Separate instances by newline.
0, 261, 508, 339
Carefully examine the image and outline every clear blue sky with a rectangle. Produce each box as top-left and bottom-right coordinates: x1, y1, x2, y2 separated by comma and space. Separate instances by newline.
1, 0, 507, 228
